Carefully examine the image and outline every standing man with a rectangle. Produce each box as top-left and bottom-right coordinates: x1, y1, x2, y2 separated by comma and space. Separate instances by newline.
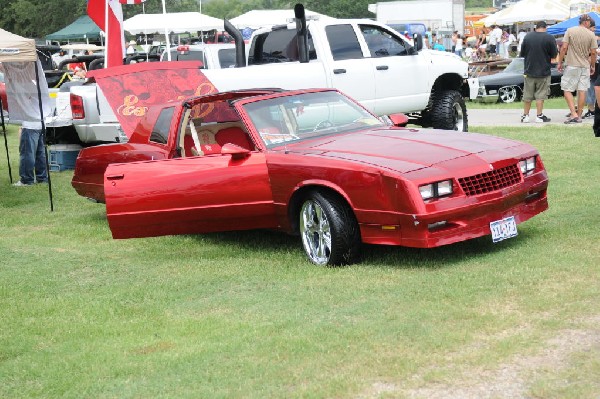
3, 61, 51, 187
488, 25, 502, 57
557, 13, 598, 124
516, 29, 527, 54
519, 21, 558, 123
425, 27, 433, 49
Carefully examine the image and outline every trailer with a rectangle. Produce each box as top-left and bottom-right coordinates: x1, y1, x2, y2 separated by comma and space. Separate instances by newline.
368, 0, 465, 33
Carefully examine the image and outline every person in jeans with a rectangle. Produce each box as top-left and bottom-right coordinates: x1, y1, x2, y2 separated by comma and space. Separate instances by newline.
557, 13, 598, 124
13, 124, 48, 186
519, 20, 558, 123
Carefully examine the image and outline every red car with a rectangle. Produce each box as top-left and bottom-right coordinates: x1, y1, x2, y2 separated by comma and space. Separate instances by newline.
94, 88, 548, 265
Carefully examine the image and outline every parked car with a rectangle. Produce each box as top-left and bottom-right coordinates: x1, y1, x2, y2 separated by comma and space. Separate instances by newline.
89, 88, 549, 266
476, 57, 563, 103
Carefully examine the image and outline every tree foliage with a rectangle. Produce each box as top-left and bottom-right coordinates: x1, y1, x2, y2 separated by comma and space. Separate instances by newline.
0, 0, 487, 39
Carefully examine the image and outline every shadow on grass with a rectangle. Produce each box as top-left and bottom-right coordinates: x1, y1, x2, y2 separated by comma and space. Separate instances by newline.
184, 227, 536, 269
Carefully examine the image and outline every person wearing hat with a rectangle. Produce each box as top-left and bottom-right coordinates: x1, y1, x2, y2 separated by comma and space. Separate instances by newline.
126, 40, 137, 55
556, 13, 598, 124
519, 20, 558, 123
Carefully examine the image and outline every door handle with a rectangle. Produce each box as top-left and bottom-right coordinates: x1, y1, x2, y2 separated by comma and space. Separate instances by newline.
106, 174, 124, 180
376, 65, 389, 70
333, 68, 346, 74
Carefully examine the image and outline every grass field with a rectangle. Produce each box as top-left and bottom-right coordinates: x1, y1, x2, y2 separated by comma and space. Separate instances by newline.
1, 122, 599, 398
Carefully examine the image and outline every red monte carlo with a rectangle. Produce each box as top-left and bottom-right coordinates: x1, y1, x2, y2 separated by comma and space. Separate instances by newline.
72, 64, 548, 265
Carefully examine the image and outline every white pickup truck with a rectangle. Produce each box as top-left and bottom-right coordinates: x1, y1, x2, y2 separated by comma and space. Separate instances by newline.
73, 8, 477, 144
200, 14, 477, 132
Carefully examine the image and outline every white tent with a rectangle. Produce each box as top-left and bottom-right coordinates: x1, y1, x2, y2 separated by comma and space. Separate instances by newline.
0, 28, 36, 61
124, 12, 224, 35
0, 28, 53, 208
483, 0, 569, 26
230, 9, 332, 29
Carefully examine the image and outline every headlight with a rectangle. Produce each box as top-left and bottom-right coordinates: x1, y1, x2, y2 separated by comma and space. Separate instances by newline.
419, 179, 453, 200
519, 156, 536, 175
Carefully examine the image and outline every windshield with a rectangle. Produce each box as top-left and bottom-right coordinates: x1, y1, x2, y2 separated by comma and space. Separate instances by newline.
243, 91, 384, 148
504, 58, 524, 74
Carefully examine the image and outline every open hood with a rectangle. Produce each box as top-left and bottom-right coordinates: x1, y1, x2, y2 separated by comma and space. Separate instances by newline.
89, 61, 217, 138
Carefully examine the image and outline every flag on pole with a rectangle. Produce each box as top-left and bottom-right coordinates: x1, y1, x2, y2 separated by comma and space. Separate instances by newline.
119, 0, 146, 4
87, 0, 125, 68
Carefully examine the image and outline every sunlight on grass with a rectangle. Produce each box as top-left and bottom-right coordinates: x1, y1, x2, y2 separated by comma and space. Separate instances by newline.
1, 122, 599, 397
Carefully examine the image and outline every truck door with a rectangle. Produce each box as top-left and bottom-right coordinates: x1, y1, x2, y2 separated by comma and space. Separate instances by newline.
358, 24, 430, 115
323, 24, 376, 112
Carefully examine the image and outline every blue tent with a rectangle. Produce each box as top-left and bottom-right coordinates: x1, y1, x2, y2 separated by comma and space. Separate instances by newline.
547, 12, 600, 35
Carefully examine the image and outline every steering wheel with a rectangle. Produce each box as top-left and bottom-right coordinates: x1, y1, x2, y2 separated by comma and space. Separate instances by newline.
313, 120, 333, 132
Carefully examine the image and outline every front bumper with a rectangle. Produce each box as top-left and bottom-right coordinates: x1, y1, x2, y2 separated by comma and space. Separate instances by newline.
474, 84, 499, 103
358, 172, 549, 248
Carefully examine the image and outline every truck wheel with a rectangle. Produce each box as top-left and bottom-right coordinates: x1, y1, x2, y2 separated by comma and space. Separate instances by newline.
299, 191, 361, 266
431, 90, 468, 132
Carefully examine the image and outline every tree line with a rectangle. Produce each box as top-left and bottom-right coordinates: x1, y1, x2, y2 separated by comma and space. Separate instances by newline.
1, 0, 490, 39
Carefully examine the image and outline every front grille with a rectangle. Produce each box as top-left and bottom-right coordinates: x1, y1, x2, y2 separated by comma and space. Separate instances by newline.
458, 164, 522, 196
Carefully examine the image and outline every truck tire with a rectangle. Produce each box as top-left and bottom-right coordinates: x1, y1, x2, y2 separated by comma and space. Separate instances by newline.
430, 90, 468, 132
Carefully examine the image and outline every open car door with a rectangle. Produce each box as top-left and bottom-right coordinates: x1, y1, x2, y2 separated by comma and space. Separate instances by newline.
104, 150, 277, 239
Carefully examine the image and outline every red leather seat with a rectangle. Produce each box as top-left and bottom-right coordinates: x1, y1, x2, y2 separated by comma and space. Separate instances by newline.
215, 127, 253, 151
183, 134, 221, 156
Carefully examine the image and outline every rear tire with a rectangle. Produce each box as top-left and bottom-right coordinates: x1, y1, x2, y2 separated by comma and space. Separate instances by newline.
430, 90, 468, 131
299, 191, 360, 266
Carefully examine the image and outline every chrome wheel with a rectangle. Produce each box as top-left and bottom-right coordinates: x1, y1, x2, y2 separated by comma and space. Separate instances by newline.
300, 199, 332, 265
452, 101, 465, 131
499, 86, 518, 103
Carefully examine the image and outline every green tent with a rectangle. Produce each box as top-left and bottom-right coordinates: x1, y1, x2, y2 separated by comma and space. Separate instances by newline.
45, 15, 101, 41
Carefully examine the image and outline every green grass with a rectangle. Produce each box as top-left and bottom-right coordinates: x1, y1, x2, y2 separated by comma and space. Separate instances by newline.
1, 122, 599, 398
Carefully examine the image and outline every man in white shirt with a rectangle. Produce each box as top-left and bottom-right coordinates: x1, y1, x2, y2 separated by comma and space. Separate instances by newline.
126, 40, 136, 55
517, 29, 527, 54
489, 25, 502, 56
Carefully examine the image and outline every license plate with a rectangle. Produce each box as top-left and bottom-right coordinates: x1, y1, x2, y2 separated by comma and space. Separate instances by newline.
490, 216, 518, 243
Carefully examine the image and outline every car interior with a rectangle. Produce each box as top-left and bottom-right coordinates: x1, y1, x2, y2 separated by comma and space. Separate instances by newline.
180, 117, 255, 157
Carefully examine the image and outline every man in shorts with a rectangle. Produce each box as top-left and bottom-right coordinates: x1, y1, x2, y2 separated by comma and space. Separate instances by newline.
557, 13, 598, 124
519, 20, 558, 123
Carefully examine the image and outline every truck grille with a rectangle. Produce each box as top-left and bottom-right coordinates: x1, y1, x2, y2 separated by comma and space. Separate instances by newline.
458, 164, 522, 196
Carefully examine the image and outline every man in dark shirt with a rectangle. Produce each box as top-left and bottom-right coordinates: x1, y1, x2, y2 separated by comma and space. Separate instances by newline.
519, 21, 558, 123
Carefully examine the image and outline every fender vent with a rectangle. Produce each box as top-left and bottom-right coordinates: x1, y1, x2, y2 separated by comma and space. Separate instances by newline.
458, 164, 522, 196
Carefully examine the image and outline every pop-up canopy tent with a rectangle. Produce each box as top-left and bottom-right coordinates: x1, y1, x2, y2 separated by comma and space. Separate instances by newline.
482, 0, 569, 26
45, 15, 102, 42
230, 9, 331, 29
123, 12, 224, 34
0, 27, 54, 210
547, 12, 600, 35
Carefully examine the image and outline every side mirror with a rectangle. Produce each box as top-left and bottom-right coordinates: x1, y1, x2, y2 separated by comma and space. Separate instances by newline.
221, 143, 251, 160
388, 113, 409, 127
412, 33, 423, 52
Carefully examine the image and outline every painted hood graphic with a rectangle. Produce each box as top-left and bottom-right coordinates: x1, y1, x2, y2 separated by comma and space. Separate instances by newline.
89, 61, 217, 138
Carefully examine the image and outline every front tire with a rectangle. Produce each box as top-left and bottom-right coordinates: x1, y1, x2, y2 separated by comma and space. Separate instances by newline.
430, 90, 468, 131
498, 86, 519, 103
299, 191, 360, 266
